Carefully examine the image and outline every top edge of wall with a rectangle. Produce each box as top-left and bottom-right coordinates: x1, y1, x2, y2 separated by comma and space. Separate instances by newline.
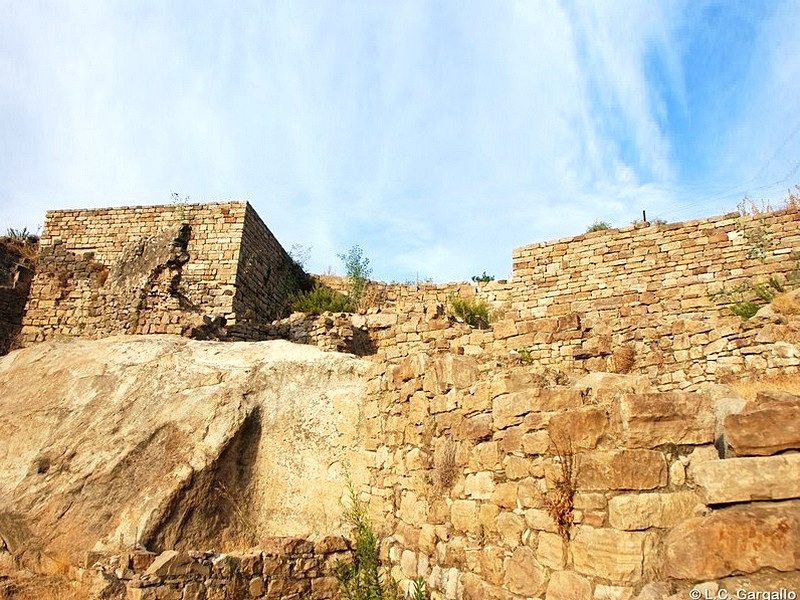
511, 210, 752, 256
43, 200, 251, 217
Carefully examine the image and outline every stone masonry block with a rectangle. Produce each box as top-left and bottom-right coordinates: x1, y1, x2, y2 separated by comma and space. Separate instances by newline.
571, 526, 658, 583
664, 500, 800, 580
607, 491, 705, 530
577, 450, 667, 491
724, 406, 800, 456
548, 406, 608, 450
689, 453, 800, 504
619, 392, 715, 447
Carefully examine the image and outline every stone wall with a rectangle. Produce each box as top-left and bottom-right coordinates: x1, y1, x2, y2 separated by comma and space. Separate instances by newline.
361, 352, 800, 599
20, 201, 302, 343
17, 203, 800, 387
59, 536, 349, 600
300, 209, 800, 390
232, 203, 311, 324
505, 209, 800, 388
0, 238, 36, 355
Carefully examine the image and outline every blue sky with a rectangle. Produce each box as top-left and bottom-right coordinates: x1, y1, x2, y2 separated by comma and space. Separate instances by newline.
2, 1, 799, 282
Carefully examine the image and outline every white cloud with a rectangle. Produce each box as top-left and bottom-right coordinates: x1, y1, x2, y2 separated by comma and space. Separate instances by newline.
1, 1, 797, 281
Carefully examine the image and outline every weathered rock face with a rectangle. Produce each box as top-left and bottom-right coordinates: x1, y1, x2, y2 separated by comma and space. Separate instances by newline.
664, 501, 800, 580
0, 336, 371, 566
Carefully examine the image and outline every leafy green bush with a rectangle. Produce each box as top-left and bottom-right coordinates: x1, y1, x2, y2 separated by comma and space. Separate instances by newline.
586, 221, 611, 232
709, 276, 786, 320
449, 295, 490, 328
289, 285, 353, 314
471, 271, 495, 283
338, 245, 372, 307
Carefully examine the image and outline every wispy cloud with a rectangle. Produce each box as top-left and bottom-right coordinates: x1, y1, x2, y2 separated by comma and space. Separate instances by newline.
1, 0, 798, 281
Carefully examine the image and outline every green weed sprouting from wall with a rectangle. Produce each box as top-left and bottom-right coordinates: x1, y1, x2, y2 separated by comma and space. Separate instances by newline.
709, 277, 786, 320
171, 192, 191, 223
335, 473, 426, 600
471, 271, 495, 283
449, 294, 490, 329
735, 196, 776, 261
516, 347, 534, 365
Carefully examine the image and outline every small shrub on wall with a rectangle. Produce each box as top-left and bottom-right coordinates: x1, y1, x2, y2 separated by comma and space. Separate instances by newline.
289, 285, 353, 314
449, 294, 490, 328
585, 221, 611, 233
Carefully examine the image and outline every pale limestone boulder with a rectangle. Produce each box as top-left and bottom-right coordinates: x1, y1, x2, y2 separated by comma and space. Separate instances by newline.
664, 500, 800, 580
0, 336, 371, 565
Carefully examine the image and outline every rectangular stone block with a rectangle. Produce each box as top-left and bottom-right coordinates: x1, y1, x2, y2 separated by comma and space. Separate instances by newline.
724, 406, 800, 456
608, 491, 705, 530
492, 391, 535, 429
689, 454, 800, 504
577, 450, 667, 491
571, 526, 658, 583
537, 531, 566, 569
451, 499, 479, 533
619, 392, 715, 447
548, 406, 608, 450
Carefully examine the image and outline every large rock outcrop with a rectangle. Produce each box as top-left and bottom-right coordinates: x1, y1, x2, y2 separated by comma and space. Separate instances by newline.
0, 336, 371, 567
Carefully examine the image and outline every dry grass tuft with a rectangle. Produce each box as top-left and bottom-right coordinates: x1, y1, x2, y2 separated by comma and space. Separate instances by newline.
545, 435, 576, 540
0, 574, 93, 600
771, 293, 800, 315
609, 345, 635, 374
433, 439, 458, 492
728, 372, 800, 402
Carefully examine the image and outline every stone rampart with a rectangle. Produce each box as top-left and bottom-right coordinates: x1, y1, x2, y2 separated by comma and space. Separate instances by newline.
299, 209, 800, 390
362, 352, 800, 599
19, 201, 302, 344
11, 203, 800, 388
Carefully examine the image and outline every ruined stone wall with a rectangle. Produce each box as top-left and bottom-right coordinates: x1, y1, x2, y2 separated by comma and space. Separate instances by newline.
362, 353, 800, 599
505, 209, 800, 386
300, 210, 800, 390
16, 203, 800, 387
20, 201, 299, 343
36, 537, 350, 600
0, 239, 36, 355
232, 203, 310, 324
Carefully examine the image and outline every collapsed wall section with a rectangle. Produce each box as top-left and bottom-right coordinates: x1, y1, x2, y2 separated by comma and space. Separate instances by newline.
0, 239, 36, 354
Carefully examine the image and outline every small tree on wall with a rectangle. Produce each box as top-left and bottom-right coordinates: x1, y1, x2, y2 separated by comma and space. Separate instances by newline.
338, 245, 372, 308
